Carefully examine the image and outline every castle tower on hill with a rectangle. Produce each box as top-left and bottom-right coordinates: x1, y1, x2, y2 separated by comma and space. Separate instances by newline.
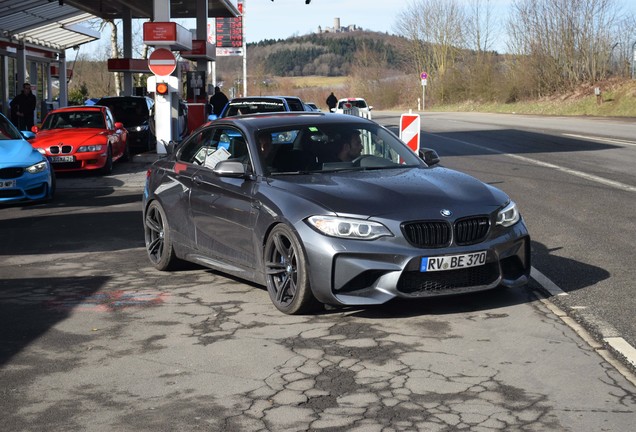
318, 18, 359, 34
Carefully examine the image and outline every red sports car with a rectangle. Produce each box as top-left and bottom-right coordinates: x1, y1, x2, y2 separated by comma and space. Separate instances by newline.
30, 106, 129, 174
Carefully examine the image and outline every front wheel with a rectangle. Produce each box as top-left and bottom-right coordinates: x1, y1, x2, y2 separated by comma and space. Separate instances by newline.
264, 224, 320, 314
144, 200, 181, 271
100, 146, 113, 175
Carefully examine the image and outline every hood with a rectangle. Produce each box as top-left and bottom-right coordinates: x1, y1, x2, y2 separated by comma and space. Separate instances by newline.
31, 129, 108, 148
0, 139, 43, 167
270, 167, 509, 220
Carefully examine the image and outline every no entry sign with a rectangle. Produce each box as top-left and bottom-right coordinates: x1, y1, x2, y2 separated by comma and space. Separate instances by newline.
148, 48, 176, 76
399, 113, 421, 153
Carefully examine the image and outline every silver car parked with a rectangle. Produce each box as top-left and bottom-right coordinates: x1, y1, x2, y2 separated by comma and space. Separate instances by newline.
142, 112, 530, 314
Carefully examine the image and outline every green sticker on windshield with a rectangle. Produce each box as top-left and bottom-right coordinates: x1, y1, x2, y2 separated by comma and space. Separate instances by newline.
309, 126, 318, 132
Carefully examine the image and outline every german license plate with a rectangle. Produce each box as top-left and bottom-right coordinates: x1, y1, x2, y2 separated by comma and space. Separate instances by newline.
50, 155, 74, 163
0, 180, 16, 188
421, 251, 487, 272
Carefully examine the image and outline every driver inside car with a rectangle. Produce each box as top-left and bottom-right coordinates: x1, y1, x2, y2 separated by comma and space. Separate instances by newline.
336, 130, 363, 162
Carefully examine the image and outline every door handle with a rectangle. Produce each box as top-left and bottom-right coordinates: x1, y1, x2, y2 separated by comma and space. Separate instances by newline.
193, 175, 202, 185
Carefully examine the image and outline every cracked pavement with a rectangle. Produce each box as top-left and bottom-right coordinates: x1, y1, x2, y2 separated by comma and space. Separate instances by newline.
1, 171, 635, 431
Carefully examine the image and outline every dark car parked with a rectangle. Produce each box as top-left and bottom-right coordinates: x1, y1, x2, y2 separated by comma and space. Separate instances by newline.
142, 112, 531, 315
95, 96, 155, 153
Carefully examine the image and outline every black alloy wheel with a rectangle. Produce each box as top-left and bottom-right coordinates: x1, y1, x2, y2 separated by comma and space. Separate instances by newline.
264, 224, 320, 314
144, 200, 180, 271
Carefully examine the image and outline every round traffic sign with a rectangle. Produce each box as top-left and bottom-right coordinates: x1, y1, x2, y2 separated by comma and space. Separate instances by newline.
148, 48, 177, 76
420, 71, 428, 80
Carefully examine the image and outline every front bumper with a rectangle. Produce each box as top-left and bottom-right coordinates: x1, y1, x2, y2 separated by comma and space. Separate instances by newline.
48, 151, 108, 172
0, 171, 52, 203
300, 221, 531, 306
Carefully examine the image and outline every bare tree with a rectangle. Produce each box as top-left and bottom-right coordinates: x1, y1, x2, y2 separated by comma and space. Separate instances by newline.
394, 0, 466, 102
102, 19, 122, 96
507, 0, 625, 96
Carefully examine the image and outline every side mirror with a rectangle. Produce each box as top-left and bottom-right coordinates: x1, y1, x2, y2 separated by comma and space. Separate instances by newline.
163, 140, 181, 155
30, 125, 39, 133
213, 160, 247, 178
369, 106, 374, 110
419, 148, 440, 166
22, 130, 36, 139
114, 121, 125, 130
330, 108, 336, 113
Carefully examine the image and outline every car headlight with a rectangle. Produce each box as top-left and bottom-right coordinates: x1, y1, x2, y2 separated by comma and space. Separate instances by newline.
496, 201, 520, 227
135, 125, 148, 132
26, 161, 49, 174
306, 215, 392, 240
36, 148, 46, 155
77, 145, 104, 152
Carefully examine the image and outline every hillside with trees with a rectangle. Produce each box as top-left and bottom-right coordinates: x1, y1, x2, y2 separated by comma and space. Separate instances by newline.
68, 0, 636, 115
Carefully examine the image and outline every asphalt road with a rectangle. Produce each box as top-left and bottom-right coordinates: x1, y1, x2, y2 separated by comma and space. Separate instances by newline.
1, 114, 635, 431
375, 111, 636, 356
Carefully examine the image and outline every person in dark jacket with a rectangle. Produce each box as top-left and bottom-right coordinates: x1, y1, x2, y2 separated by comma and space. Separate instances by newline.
10, 82, 37, 130
209, 86, 229, 117
326, 92, 338, 112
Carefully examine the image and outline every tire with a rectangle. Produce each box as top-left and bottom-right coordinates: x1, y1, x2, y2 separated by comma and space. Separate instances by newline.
100, 146, 113, 175
263, 224, 320, 314
144, 200, 181, 271
120, 142, 130, 162
47, 169, 56, 200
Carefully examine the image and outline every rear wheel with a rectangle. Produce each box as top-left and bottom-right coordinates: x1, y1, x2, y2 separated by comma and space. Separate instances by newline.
144, 200, 181, 271
264, 224, 320, 314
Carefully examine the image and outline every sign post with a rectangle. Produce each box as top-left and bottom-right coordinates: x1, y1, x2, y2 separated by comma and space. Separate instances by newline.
148, 48, 177, 76
420, 71, 428, 111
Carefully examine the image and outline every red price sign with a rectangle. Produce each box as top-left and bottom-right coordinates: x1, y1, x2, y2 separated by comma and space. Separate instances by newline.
216, 17, 243, 48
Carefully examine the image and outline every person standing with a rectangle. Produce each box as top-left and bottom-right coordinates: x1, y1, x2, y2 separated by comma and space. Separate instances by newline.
10, 82, 37, 130
326, 92, 337, 112
209, 86, 229, 117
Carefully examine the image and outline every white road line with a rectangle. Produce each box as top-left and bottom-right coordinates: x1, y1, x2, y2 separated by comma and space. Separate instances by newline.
604, 338, 636, 368
531, 266, 567, 296
431, 133, 636, 193
531, 266, 636, 382
562, 133, 636, 147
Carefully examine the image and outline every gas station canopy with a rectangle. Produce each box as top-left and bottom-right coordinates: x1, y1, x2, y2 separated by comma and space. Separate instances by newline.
0, 0, 240, 51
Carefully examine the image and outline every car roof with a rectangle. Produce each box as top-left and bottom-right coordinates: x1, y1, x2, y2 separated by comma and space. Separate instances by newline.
228, 96, 287, 102
213, 112, 374, 133
49, 106, 107, 113
96, 96, 151, 100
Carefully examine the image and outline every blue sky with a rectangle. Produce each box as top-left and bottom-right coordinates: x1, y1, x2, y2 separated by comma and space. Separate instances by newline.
243, 0, 636, 51
70, 0, 636, 59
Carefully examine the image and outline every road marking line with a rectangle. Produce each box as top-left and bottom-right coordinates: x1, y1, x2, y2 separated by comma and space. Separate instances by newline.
563, 133, 636, 147
531, 267, 636, 385
430, 133, 636, 193
531, 266, 568, 296
604, 337, 636, 369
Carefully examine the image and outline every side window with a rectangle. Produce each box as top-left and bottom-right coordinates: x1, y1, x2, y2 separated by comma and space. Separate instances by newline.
178, 128, 216, 165
105, 109, 115, 129
177, 127, 250, 169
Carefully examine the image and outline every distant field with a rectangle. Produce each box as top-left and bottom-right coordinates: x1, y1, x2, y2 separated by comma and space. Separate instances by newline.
282, 76, 348, 89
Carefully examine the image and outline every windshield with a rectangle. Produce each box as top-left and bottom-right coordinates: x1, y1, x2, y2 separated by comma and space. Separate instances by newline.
0, 114, 23, 139
259, 122, 422, 175
338, 100, 368, 109
41, 111, 105, 130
